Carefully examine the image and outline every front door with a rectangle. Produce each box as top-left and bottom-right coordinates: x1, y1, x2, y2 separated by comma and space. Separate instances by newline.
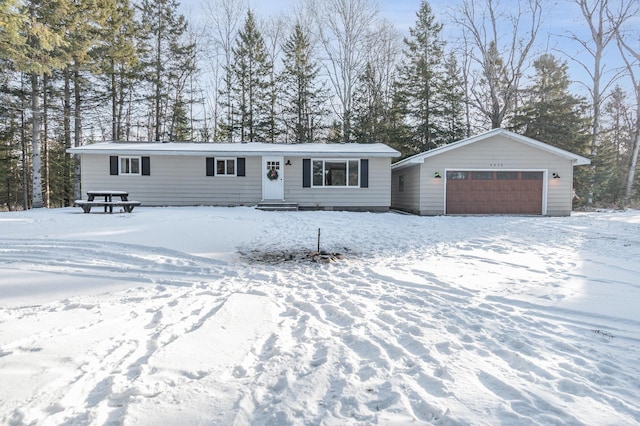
262, 157, 284, 200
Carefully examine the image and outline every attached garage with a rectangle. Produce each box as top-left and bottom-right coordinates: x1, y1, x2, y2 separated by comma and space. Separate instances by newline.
445, 170, 543, 215
391, 129, 590, 216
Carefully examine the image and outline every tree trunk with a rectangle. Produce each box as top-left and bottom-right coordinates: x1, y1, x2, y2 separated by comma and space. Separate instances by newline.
63, 69, 72, 206
43, 74, 50, 207
21, 108, 28, 210
624, 112, 640, 204
31, 73, 43, 208
111, 59, 118, 141
74, 67, 82, 200
155, 29, 162, 141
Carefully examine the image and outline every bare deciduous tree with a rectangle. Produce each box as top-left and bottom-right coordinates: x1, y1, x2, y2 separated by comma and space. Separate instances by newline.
568, 0, 636, 204
308, 0, 379, 142
454, 0, 544, 129
263, 15, 288, 143
610, 1, 640, 205
204, 0, 247, 142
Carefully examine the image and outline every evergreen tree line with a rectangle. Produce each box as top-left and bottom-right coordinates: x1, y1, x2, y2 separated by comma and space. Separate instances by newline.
0, 0, 638, 210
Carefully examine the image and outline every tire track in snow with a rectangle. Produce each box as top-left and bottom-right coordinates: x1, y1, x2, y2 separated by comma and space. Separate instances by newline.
0, 238, 226, 285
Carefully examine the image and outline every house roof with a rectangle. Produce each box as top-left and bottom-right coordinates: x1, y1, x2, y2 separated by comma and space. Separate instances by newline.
67, 141, 401, 158
391, 128, 591, 170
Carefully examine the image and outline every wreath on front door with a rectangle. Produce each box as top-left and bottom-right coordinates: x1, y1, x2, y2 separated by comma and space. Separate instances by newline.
267, 168, 279, 181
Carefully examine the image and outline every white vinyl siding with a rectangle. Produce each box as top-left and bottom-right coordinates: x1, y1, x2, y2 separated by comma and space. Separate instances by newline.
417, 135, 574, 216
286, 157, 391, 209
79, 154, 394, 210
391, 164, 421, 214
80, 155, 261, 206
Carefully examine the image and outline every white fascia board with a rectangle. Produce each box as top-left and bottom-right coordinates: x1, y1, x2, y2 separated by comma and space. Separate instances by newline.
390, 128, 591, 169
67, 142, 401, 158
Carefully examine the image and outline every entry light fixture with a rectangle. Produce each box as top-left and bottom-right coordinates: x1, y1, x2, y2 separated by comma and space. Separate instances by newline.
434, 171, 442, 179
285, 160, 292, 166
552, 172, 560, 179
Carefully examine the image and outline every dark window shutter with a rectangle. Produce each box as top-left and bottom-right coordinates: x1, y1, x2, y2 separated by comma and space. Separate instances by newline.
237, 158, 245, 176
142, 156, 150, 176
206, 157, 214, 176
302, 159, 311, 188
360, 159, 369, 188
110, 156, 118, 175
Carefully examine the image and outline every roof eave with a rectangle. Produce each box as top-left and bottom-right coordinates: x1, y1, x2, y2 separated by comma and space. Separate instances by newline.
66, 144, 401, 158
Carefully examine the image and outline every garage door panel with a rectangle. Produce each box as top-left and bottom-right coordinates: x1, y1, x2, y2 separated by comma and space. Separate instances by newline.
446, 171, 543, 215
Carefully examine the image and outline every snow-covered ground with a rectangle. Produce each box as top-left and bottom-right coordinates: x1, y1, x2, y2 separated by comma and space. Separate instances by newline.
1, 207, 639, 425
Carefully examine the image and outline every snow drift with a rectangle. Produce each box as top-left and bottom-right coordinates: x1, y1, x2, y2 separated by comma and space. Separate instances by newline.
1, 207, 639, 425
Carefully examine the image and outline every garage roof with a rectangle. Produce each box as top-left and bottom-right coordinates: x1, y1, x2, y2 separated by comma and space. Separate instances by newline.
391, 128, 591, 170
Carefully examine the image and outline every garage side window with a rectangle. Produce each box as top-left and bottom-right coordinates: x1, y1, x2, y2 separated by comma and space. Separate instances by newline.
120, 156, 140, 175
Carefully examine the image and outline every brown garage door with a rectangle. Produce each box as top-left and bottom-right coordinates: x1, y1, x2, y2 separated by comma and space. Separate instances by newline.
446, 171, 543, 214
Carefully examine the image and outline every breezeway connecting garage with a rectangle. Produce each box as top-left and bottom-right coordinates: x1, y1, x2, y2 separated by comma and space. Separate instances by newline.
390, 129, 591, 216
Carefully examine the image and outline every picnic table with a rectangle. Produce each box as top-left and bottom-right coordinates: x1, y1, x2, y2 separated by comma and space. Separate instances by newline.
74, 190, 141, 213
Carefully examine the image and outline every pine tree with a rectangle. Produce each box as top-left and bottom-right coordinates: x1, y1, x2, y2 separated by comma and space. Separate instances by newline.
9, 0, 70, 208
137, 0, 196, 141
231, 10, 272, 142
511, 53, 591, 201
599, 86, 635, 205
440, 52, 466, 144
352, 62, 387, 143
93, 0, 138, 141
396, 0, 445, 152
280, 22, 326, 143
63, 0, 116, 201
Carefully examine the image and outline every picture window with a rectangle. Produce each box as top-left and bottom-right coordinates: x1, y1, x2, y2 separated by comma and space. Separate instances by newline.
312, 159, 360, 187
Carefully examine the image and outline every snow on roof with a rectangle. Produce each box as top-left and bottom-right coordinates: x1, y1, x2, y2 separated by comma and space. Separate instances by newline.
391, 128, 591, 170
67, 141, 401, 158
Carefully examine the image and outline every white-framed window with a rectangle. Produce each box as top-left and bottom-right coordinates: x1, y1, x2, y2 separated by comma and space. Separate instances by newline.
120, 156, 141, 175
216, 158, 236, 176
312, 159, 359, 187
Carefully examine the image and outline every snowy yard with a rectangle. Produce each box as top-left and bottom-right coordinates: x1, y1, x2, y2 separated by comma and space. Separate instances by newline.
1, 207, 639, 425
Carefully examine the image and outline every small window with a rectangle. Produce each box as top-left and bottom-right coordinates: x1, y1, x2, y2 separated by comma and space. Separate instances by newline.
472, 171, 493, 180
399, 175, 405, 192
313, 161, 323, 186
348, 160, 359, 186
497, 171, 518, 180
522, 172, 543, 180
120, 157, 141, 175
312, 159, 359, 187
216, 158, 236, 176
447, 171, 468, 180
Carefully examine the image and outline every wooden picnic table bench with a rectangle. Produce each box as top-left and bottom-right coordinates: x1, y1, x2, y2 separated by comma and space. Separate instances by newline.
75, 191, 141, 213
86, 190, 130, 202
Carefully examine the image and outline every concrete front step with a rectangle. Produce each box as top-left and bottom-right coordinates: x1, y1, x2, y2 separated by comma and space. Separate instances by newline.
256, 202, 299, 212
